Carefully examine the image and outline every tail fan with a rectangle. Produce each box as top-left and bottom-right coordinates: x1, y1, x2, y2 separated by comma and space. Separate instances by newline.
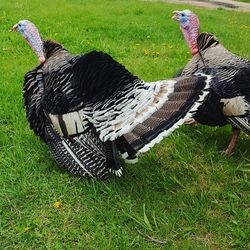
123, 74, 212, 153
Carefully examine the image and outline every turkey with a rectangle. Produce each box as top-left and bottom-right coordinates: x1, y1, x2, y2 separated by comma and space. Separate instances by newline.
172, 10, 250, 155
11, 20, 212, 179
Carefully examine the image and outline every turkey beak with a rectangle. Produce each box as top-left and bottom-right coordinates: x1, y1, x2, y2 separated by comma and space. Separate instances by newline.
172, 11, 180, 21
9, 24, 18, 32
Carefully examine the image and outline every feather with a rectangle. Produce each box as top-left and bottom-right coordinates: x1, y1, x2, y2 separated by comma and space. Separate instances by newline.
227, 117, 250, 135
221, 96, 249, 117
124, 74, 212, 153
22, 37, 212, 178
45, 125, 111, 179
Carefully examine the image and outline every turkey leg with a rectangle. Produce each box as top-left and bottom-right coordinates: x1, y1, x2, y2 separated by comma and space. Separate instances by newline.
224, 127, 240, 156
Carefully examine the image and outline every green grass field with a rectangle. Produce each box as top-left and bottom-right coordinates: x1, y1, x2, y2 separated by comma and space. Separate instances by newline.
236, 0, 250, 3
0, 0, 249, 249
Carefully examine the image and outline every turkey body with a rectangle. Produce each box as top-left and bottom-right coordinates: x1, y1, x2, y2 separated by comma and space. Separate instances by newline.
24, 46, 122, 179
23, 40, 212, 179
180, 33, 250, 153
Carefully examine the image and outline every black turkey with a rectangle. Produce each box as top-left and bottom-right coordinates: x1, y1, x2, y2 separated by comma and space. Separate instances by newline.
172, 10, 250, 155
11, 20, 212, 179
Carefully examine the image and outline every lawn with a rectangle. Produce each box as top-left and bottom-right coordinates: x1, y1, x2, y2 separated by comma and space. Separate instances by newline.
236, 0, 250, 3
0, 0, 249, 249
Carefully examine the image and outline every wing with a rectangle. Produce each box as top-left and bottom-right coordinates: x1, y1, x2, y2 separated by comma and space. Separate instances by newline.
197, 33, 249, 66
42, 50, 140, 139
23, 64, 116, 179
23, 64, 48, 140
44, 51, 212, 146
45, 125, 113, 179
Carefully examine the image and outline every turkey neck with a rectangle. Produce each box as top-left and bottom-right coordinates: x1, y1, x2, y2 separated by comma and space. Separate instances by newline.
181, 16, 199, 56
42, 40, 73, 80
43, 40, 69, 60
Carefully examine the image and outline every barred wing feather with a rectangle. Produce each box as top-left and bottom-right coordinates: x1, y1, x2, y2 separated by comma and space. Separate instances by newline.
45, 52, 212, 147
24, 50, 213, 178
23, 62, 115, 179
45, 125, 111, 179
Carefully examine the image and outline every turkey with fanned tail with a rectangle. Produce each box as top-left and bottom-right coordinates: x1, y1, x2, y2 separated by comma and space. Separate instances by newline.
172, 10, 250, 155
11, 20, 212, 179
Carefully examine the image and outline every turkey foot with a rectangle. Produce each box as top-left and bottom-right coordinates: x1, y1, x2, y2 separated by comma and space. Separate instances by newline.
222, 127, 240, 156
184, 118, 197, 125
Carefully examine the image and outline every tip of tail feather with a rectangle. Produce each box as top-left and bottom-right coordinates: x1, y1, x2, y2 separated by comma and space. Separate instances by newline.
109, 167, 123, 177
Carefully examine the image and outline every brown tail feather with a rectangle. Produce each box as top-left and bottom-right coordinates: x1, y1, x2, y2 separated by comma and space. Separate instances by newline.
123, 74, 212, 153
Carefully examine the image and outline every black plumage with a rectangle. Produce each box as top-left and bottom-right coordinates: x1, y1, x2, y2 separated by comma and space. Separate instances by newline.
22, 38, 212, 179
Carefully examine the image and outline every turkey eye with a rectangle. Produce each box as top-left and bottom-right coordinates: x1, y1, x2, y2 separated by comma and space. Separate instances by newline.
181, 13, 184, 17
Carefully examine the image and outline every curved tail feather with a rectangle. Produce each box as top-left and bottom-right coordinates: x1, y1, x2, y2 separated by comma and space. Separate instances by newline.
123, 74, 212, 154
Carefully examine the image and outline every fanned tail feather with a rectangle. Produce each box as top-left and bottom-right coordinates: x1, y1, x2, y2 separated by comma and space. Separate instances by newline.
123, 74, 212, 154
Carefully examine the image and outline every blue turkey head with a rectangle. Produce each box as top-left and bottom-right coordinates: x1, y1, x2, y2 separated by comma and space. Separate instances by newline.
10, 20, 45, 64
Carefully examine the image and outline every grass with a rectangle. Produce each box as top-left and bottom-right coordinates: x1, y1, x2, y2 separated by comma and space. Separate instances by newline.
0, 0, 249, 249
235, 0, 250, 3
